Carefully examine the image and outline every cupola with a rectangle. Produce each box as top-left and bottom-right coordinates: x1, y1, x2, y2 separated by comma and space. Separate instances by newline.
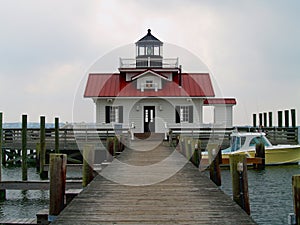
135, 29, 163, 68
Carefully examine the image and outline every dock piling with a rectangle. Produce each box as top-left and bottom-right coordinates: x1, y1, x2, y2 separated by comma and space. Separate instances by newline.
254, 142, 265, 170
208, 144, 221, 186
49, 153, 67, 222
22, 114, 28, 181
229, 154, 250, 215
0, 112, 5, 201
40, 116, 48, 179
285, 110, 290, 127
278, 111, 283, 128
292, 175, 300, 225
253, 114, 257, 127
291, 109, 296, 127
82, 145, 95, 187
268, 112, 273, 127
55, 117, 59, 153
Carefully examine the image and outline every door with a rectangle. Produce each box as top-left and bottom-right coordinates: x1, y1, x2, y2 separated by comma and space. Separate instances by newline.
144, 106, 155, 133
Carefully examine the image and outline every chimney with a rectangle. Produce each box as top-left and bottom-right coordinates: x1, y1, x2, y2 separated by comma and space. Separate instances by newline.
179, 65, 182, 87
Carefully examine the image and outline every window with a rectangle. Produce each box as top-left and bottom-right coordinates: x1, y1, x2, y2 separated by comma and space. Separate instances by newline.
146, 46, 154, 55
154, 46, 160, 55
249, 136, 271, 147
105, 106, 123, 123
146, 80, 153, 88
180, 106, 189, 122
139, 46, 145, 56
175, 106, 193, 123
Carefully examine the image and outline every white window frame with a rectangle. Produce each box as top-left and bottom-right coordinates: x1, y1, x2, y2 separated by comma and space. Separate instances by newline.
110, 106, 119, 123
180, 106, 189, 123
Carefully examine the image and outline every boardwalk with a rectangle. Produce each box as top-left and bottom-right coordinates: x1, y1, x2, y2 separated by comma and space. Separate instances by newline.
52, 140, 257, 225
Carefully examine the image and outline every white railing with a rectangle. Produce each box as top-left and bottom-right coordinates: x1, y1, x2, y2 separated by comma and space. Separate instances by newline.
119, 57, 179, 68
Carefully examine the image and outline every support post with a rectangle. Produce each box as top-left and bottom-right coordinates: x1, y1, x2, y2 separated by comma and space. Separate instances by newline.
278, 111, 283, 128
191, 140, 201, 167
291, 109, 296, 128
40, 116, 48, 179
259, 113, 263, 127
253, 114, 257, 127
254, 142, 265, 170
268, 112, 273, 127
0, 112, 2, 181
285, 110, 290, 127
292, 175, 300, 225
55, 117, 59, 153
49, 154, 67, 222
22, 114, 28, 181
263, 112, 267, 128
208, 144, 221, 186
36, 143, 40, 172
229, 154, 250, 215
0, 112, 5, 201
82, 145, 95, 187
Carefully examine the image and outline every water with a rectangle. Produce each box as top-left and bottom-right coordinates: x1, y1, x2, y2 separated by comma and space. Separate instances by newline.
218, 165, 300, 225
0, 166, 81, 220
0, 165, 299, 224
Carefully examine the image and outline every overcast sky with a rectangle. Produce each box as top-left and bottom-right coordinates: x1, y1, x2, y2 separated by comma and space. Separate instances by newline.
0, 0, 299, 126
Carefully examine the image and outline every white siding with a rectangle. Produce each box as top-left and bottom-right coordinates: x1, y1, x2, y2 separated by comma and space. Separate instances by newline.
95, 98, 204, 133
214, 106, 233, 128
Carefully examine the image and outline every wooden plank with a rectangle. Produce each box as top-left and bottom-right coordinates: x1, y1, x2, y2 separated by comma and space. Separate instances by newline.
0, 218, 36, 225
52, 141, 256, 225
0, 180, 82, 190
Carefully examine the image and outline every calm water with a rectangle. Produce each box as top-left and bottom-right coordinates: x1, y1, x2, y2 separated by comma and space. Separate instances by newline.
0, 165, 299, 224
217, 165, 300, 225
0, 166, 81, 220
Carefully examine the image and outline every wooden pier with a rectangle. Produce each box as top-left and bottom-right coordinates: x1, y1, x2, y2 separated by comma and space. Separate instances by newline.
52, 140, 256, 225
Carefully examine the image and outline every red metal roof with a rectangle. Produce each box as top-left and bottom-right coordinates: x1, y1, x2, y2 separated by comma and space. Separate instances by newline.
84, 73, 215, 98
203, 98, 237, 105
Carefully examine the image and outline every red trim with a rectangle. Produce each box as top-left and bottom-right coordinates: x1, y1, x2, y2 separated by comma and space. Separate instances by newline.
131, 69, 168, 80
203, 98, 237, 105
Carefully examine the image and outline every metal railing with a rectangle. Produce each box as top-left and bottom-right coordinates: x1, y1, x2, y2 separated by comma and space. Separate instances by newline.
119, 57, 179, 68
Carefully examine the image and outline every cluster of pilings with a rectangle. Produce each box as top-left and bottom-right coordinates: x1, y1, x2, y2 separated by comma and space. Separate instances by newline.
253, 109, 296, 128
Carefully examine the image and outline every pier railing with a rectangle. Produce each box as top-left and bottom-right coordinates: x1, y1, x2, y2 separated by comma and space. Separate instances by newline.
238, 126, 299, 145
1, 128, 129, 150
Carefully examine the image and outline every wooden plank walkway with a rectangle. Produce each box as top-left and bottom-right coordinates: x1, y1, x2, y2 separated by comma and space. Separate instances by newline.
52, 140, 257, 225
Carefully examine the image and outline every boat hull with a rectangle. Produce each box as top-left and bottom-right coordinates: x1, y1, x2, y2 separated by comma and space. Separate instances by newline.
220, 146, 300, 165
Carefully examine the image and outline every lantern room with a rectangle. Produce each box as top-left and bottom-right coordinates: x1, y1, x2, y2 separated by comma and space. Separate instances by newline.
135, 29, 163, 68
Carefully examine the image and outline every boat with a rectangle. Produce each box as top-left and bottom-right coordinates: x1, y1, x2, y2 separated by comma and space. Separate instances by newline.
219, 132, 300, 165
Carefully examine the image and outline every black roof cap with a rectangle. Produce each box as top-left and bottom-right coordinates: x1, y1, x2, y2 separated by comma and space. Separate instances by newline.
136, 29, 163, 44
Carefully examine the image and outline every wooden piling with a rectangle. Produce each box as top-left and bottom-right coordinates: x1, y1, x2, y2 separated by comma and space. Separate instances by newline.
254, 142, 265, 170
285, 110, 290, 127
253, 114, 257, 127
49, 153, 67, 222
263, 112, 267, 128
40, 116, 48, 179
82, 145, 95, 187
22, 114, 28, 181
0, 112, 2, 180
208, 144, 221, 186
36, 143, 40, 172
292, 175, 300, 225
291, 109, 296, 127
191, 140, 201, 167
278, 111, 283, 128
0, 112, 5, 201
268, 112, 273, 127
259, 113, 263, 127
55, 117, 59, 153
229, 154, 250, 215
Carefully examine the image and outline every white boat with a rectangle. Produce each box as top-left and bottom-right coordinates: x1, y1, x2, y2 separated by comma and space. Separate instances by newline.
221, 132, 300, 165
